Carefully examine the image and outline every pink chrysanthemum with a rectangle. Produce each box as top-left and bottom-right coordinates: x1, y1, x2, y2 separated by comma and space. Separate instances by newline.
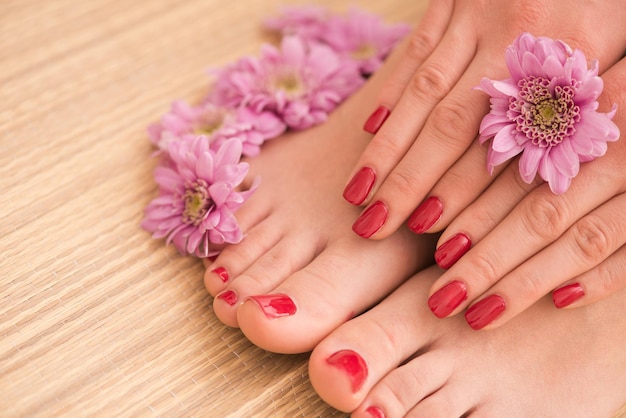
477, 33, 619, 194
318, 9, 410, 75
264, 5, 329, 40
141, 137, 258, 258
265, 7, 410, 75
147, 100, 285, 157
208, 35, 364, 130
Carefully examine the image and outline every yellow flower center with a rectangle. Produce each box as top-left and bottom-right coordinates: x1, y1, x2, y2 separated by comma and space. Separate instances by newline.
193, 110, 226, 137
272, 71, 304, 99
351, 43, 376, 60
182, 180, 212, 226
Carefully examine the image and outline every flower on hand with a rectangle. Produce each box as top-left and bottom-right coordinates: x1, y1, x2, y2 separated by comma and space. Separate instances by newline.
477, 33, 619, 194
141, 137, 259, 258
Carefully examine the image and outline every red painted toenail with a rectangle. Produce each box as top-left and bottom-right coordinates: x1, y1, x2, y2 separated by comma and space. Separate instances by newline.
211, 266, 229, 283
352, 201, 388, 238
434, 233, 472, 269
552, 283, 585, 308
465, 294, 506, 330
407, 196, 444, 234
363, 105, 391, 134
217, 290, 238, 306
366, 406, 386, 418
326, 349, 368, 393
247, 294, 297, 319
428, 280, 468, 318
343, 167, 376, 205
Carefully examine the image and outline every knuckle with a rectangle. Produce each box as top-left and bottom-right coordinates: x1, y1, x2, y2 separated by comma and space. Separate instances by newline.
383, 166, 423, 199
370, 133, 407, 161
427, 100, 477, 149
570, 216, 613, 264
520, 197, 569, 241
409, 64, 450, 101
406, 29, 438, 63
515, 268, 548, 301
467, 251, 501, 286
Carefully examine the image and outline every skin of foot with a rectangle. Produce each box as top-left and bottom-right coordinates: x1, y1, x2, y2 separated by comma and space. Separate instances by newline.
202, 40, 436, 354
309, 265, 626, 417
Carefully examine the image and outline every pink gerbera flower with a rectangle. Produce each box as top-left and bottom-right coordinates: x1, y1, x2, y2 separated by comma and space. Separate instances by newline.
477, 33, 619, 194
319, 9, 411, 75
208, 35, 364, 130
147, 100, 285, 157
141, 137, 258, 258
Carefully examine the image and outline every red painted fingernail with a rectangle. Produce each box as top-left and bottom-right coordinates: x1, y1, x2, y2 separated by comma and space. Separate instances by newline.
352, 201, 388, 238
407, 196, 444, 234
247, 294, 297, 319
428, 280, 468, 318
343, 167, 376, 205
552, 283, 585, 308
327, 349, 368, 393
366, 406, 386, 418
217, 290, 238, 306
435, 233, 472, 269
465, 294, 506, 330
211, 266, 229, 283
363, 105, 390, 134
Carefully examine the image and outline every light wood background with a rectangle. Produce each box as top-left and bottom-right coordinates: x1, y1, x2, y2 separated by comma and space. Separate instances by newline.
1, 0, 625, 417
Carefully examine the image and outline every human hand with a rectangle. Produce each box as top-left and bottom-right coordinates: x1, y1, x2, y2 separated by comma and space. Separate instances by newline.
344, 0, 626, 240
427, 54, 626, 329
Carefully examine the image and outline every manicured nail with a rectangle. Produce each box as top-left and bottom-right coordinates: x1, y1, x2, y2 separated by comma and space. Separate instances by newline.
352, 201, 388, 238
211, 266, 229, 283
343, 167, 376, 205
366, 406, 386, 418
363, 105, 391, 134
247, 294, 297, 319
407, 196, 444, 234
326, 349, 368, 393
434, 233, 472, 269
217, 290, 238, 306
552, 283, 585, 308
465, 294, 506, 330
428, 280, 468, 318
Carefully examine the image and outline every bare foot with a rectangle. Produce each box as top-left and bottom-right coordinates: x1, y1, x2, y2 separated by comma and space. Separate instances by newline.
309, 265, 626, 416
202, 42, 435, 354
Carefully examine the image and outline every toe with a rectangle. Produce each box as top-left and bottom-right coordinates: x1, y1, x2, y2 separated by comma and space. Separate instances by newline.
307, 266, 442, 411
204, 212, 281, 296
237, 234, 431, 354
212, 229, 321, 327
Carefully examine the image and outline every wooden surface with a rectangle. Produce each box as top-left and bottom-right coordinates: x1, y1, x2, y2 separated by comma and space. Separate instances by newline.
1, 0, 625, 417
0, 0, 424, 416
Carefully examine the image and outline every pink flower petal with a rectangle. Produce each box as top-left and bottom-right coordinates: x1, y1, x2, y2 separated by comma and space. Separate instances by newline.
550, 139, 579, 178
196, 151, 214, 182
492, 126, 519, 152
539, 150, 571, 194
518, 145, 544, 183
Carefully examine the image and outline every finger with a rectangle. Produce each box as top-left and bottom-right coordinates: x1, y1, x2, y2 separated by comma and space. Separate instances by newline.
427, 149, 624, 320
344, 16, 478, 214
433, 160, 544, 269
360, 0, 455, 135
552, 243, 626, 309
427, 53, 626, 316
465, 191, 626, 330
352, 45, 506, 239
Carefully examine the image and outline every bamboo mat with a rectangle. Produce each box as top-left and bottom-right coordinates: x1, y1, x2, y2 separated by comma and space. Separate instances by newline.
1, 0, 625, 417
0, 0, 424, 416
